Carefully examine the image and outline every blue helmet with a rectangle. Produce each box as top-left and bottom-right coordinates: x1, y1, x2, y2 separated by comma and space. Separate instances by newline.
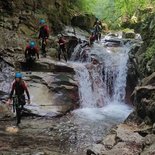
15, 72, 22, 78
39, 19, 45, 24
29, 41, 36, 48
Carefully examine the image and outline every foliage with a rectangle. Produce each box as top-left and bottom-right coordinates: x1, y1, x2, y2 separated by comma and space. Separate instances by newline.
145, 41, 155, 60
74, 0, 155, 29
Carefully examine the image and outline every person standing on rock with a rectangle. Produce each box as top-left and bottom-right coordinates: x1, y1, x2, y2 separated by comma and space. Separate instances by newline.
94, 21, 102, 41
7, 72, 30, 126
25, 41, 39, 72
57, 35, 67, 62
38, 19, 49, 57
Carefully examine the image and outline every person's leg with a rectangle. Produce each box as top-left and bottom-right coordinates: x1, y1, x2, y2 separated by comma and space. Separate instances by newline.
16, 107, 21, 125
26, 57, 30, 71
99, 33, 101, 41
29, 58, 33, 71
58, 47, 61, 61
62, 47, 67, 62
41, 38, 46, 57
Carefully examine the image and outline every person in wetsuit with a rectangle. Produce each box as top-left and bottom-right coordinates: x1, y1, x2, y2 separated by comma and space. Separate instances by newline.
8, 72, 30, 126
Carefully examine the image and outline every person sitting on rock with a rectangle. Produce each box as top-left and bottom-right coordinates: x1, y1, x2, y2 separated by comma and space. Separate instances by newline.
25, 41, 39, 72
57, 35, 67, 62
7, 72, 30, 126
38, 19, 49, 57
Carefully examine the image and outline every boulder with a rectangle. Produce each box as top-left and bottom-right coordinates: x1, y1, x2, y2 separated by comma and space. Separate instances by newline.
71, 14, 96, 30
22, 71, 79, 117
103, 134, 116, 149
101, 141, 143, 155
116, 126, 144, 144
20, 58, 75, 73
141, 142, 155, 155
100, 124, 144, 155
122, 29, 136, 39
87, 144, 105, 155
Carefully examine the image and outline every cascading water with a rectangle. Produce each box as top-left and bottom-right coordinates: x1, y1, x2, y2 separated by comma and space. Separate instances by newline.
66, 37, 133, 153
72, 40, 131, 108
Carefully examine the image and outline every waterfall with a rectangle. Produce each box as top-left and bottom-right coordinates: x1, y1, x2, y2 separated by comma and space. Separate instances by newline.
71, 37, 131, 108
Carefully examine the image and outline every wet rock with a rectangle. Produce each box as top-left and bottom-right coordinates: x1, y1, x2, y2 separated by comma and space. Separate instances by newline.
102, 141, 143, 155
141, 142, 155, 155
22, 71, 78, 117
0, 103, 13, 119
100, 124, 144, 154
21, 59, 75, 73
122, 29, 136, 39
32, 152, 46, 155
89, 144, 105, 155
103, 134, 116, 149
0, 59, 14, 99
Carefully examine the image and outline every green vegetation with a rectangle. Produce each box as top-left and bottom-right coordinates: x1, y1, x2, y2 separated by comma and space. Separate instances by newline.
74, 0, 155, 28
145, 41, 155, 60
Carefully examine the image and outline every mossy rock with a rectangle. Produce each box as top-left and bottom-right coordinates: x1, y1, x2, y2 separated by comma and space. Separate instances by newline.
47, 48, 58, 60
122, 29, 136, 39
71, 13, 96, 31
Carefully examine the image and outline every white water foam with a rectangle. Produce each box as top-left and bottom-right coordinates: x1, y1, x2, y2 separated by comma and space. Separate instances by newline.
71, 36, 133, 121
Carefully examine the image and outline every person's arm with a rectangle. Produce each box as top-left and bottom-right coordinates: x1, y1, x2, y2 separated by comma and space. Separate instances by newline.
25, 88, 30, 100
45, 26, 49, 38
23, 82, 30, 104
35, 47, 39, 59
9, 83, 15, 99
25, 47, 28, 58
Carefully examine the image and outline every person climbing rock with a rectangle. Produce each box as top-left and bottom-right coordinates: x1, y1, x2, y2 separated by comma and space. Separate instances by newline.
38, 19, 49, 57
25, 41, 39, 72
94, 21, 102, 41
57, 35, 67, 62
7, 72, 30, 126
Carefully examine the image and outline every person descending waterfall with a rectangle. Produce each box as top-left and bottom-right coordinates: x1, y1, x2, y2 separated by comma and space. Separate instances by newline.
94, 21, 102, 41
25, 41, 39, 72
7, 72, 30, 126
57, 35, 67, 62
38, 19, 49, 57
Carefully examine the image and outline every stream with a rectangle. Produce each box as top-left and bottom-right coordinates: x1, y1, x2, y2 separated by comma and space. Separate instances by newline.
0, 32, 139, 155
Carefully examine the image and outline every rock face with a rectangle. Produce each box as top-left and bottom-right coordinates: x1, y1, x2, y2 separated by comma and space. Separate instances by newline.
132, 73, 155, 123
0, 0, 74, 32
23, 70, 79, 117
71, 14, 96, 31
